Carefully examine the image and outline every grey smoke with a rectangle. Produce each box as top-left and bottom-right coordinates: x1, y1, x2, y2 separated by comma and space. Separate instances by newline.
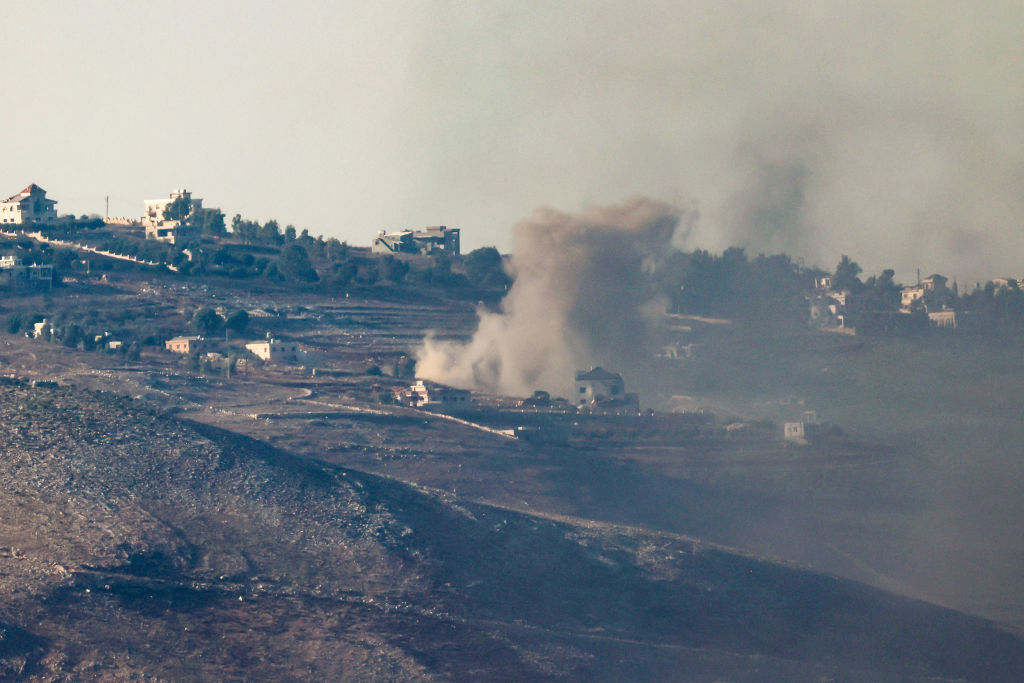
416, 197, 689, 396
405, 2, 1024, 284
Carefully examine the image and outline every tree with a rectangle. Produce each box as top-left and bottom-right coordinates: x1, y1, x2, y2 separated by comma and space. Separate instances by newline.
330, 261, 358, 286
262, 261, 283, 281
6, 312, 25, 334
382, 256, 410, 284
277, 244, 318, 282
259, 220, 282, 245
163, 195, 192, 222
190, 209, 226, 236
356, 261, 380, 285
326, 238, 347, 261
225, 309, 250, 335
833, 255, 863, 293
192, 307, 224, 336
62, 324, 83, 348
464, 247, 510, 289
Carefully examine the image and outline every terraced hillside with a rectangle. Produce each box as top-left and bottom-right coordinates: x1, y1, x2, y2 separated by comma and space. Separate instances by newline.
1, 383, 1023, 681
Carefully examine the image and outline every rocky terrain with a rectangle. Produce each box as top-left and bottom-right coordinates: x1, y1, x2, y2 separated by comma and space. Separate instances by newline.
2, 382, 1024, 681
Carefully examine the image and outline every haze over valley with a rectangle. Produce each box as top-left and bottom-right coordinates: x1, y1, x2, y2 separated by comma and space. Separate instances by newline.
3, 2, 1024, 680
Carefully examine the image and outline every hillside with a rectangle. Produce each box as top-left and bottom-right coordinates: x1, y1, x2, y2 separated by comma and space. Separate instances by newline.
1, 383, 1023, 681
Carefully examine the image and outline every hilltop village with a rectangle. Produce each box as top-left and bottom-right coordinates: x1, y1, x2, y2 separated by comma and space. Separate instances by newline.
2, 182, 671, 437
3, 182, 1024, 437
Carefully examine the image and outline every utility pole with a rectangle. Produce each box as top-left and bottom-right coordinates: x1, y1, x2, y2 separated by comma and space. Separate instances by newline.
105, 196, 109, 220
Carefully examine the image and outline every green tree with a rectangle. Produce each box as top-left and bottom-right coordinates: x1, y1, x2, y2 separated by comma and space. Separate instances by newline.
6, 312, 26, 334
382, 256, 410, 284
278, 244, 319, 282
192, 307, 224, 336
62, 324, 83, 348
330, 261, 358, 286
464, 247, 510, 289
189, 209, 226, 236
262, 261, 283, 281
225, 309, 250, 335
163, 195, 192, 222
357, 261, 380, 285
259, 220, 282, 245
326, 238, 347, 261
833, 255, 863, 293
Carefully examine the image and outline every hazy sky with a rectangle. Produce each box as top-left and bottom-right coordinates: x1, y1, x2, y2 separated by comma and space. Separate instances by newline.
3, 1, 1022, 282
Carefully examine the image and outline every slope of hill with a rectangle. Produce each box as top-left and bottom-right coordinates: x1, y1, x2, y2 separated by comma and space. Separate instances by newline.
1, 382, 1023, 681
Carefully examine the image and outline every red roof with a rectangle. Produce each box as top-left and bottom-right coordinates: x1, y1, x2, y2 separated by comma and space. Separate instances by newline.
3, 183, 48, 203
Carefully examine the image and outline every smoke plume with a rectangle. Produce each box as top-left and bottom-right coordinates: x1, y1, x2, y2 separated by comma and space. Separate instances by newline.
416, 197, 688, 397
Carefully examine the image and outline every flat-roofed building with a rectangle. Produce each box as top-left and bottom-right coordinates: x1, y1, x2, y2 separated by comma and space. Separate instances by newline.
0, 255, 53, 290
245, 338, 302, 364
143, 189, 208, 243
165, 335, 206, 354
395, 380, 471, 409
372, 225, 460, 256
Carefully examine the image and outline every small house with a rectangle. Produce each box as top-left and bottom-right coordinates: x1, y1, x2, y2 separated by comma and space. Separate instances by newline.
165, 335, 206, 354
783, 421, 806, 443
574, 367, 640, 413
245, 338, 302, 364
395, 380, 471, 409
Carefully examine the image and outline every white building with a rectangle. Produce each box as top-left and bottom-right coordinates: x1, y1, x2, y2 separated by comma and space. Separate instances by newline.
1, 184, 58, 225
574, 367, 639, 412
395, 380, 471, 409
991, 277, 1021, 291
165, 335, 206, 354
574, 367, 625, 404
245, 338, 302, 364
0, 255, 53, 289
783, 422, 806, 443
372, 225, 460, 255
900, 286, 925, 310
928, 310, 958, 329
143, 189, 205, 243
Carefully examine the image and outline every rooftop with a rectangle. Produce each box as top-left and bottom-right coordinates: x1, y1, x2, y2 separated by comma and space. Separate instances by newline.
575, 366, 622, 381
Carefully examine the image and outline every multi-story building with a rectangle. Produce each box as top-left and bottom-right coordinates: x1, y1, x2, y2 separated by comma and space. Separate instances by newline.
143, 189, 206, 243
1, 184, 59, 225
573, 367, 639, 413
395, 380, 472, 409
372, 225, 460, 256
0, 255, 53, 289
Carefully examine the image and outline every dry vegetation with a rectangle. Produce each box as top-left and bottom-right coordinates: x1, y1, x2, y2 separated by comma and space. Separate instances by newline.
2, 264, 1024, 680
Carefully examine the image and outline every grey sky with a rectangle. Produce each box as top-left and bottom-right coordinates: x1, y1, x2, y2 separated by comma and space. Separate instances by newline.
4, 1, 1022, 282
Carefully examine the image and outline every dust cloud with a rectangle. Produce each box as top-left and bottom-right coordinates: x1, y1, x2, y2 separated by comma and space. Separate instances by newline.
415, 197, 690, 396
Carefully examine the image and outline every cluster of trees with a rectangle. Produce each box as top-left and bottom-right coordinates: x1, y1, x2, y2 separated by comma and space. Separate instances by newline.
229, 215, 325, 250
7, 311, 143, 359
190, 307, 249, 337
959, 283, 1024, 330
659, 248, 809, 327
161, 196, 226, 237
